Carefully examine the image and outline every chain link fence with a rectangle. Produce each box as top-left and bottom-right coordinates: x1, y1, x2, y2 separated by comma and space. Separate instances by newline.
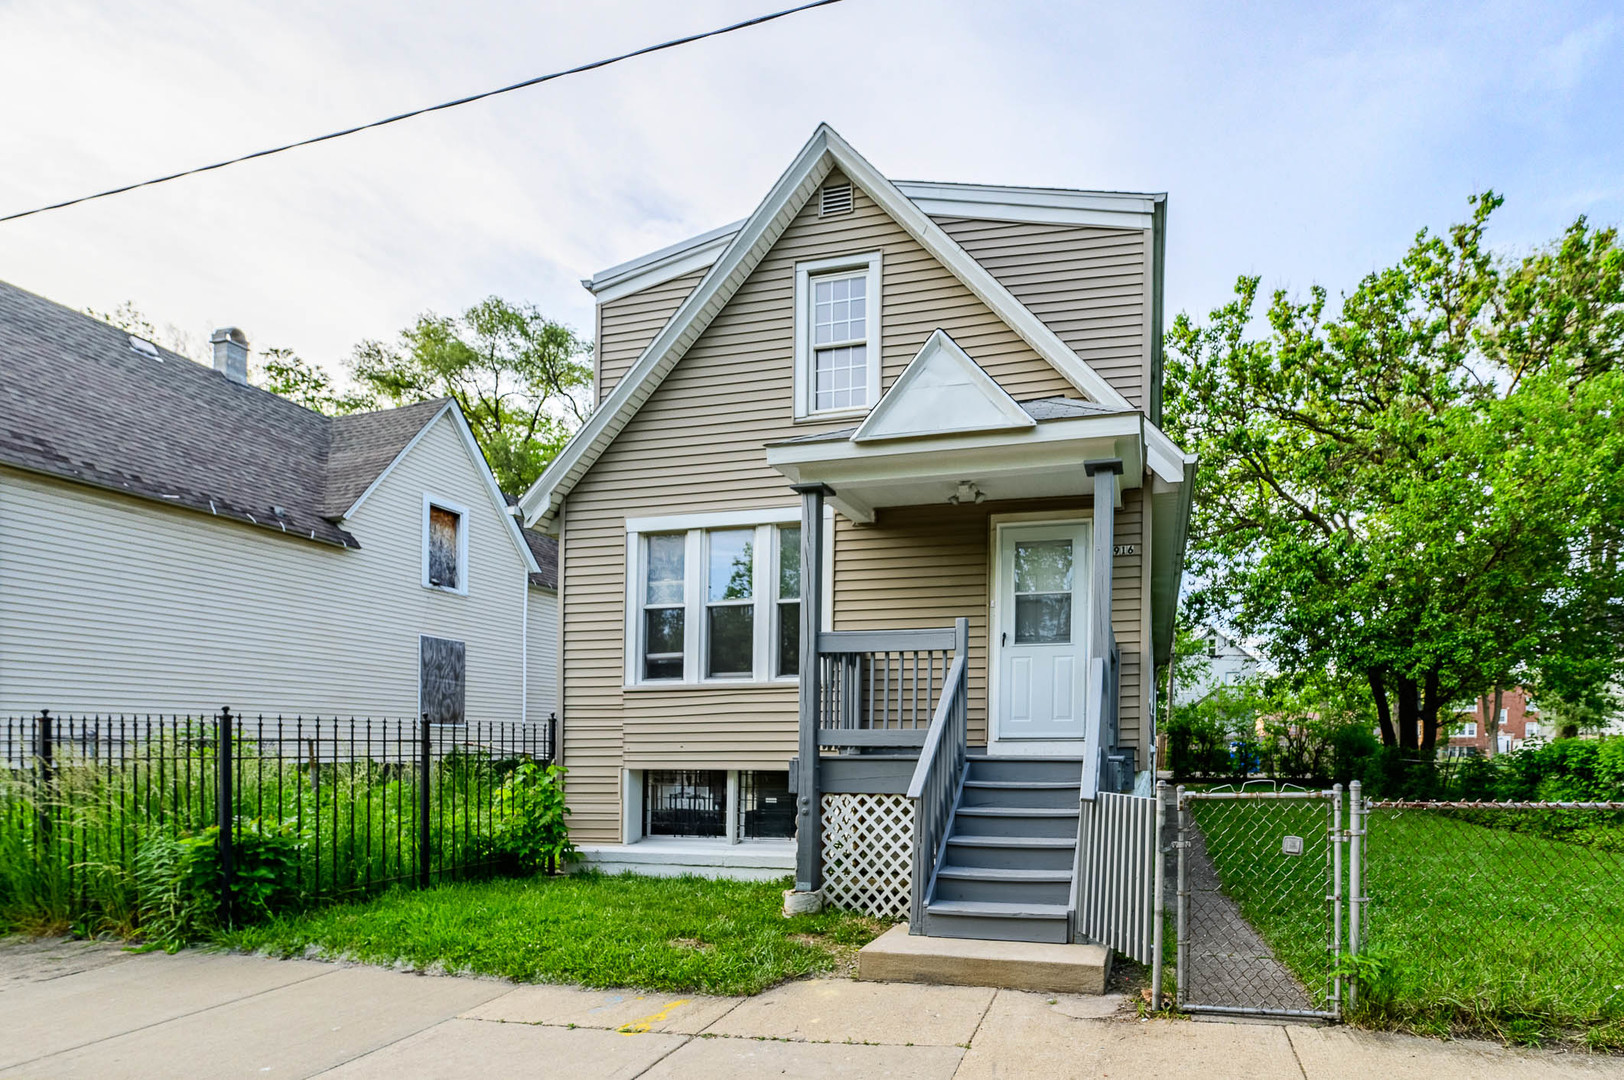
1360, 800, 1624, 1045
1174, 787, 1344, 1019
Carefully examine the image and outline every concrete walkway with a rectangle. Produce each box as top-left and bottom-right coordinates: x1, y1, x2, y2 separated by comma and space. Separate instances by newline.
3, 937, 1620, 1079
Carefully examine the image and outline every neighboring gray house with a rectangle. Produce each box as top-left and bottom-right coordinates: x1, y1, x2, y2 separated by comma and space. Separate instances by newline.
0, 280, 556, 724
520, 125, 1195, 941
1174, 626, 1274, 706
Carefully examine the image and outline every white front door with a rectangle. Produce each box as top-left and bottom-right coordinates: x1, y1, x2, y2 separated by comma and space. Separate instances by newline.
991, 521, 1091, 749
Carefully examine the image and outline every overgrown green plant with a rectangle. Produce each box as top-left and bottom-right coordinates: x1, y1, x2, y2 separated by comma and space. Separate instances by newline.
486, 763, 575, 873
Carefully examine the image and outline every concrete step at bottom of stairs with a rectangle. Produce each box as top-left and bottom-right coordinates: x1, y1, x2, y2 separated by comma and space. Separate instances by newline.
919, 899, 1072, 944
858, 923, 1109, 993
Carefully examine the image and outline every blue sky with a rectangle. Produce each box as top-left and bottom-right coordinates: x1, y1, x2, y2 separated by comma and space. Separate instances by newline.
1, 0, 1619, 371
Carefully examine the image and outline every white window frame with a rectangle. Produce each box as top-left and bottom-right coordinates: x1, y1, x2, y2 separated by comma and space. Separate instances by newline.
421, 494, 470, 595
794, 251, 883, 420
623, 507, 833, 689
1462, 722, 1477, 738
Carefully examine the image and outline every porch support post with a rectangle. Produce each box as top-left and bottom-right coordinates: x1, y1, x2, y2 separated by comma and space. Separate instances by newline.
1083, 460, 1122, 656
1084, 459, 1123, 790
791, 482, 832, 900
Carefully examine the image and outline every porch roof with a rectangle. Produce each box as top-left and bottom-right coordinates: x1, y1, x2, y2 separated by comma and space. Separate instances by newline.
764, 399, 1187, 525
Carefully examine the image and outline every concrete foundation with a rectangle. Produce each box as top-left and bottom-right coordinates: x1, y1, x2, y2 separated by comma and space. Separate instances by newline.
857, 923, 1111, 994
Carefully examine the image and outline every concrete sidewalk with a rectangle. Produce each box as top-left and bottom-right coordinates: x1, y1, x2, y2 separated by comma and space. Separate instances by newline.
2, 937, 1619, 1079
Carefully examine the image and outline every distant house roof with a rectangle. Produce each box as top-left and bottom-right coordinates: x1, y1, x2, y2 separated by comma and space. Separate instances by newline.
0, 278, 450, 549
522, 528, 557, 590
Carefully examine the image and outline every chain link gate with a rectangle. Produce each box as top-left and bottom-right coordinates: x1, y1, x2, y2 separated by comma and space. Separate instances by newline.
1165, 784, 1357, 1020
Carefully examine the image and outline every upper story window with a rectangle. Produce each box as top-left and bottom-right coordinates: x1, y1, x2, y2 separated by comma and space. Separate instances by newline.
422, 496, 469, 594
794, 252, 882, 419
626, 511, 824, 687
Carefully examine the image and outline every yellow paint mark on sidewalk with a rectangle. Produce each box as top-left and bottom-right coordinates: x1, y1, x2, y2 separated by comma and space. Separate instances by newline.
617, 999, 692, 1035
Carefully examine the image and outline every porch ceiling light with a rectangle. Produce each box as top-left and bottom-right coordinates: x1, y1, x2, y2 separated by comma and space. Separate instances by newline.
947, 480, 985, 505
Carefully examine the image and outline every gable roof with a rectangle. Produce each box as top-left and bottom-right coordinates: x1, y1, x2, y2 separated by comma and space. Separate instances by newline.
852, 329, 1035, 443
0, 279, 482, 553
520, 124, 1137, 527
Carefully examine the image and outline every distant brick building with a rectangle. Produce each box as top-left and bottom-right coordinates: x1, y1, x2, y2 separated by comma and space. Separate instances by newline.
1449, 688, 1543, 754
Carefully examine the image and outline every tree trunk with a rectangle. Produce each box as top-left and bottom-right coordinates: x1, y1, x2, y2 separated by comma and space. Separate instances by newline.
1419, 671, 1441, 752
1487, 685, 1504, 758
1397, 675, 1420, 751
1369, 669, 1397, 747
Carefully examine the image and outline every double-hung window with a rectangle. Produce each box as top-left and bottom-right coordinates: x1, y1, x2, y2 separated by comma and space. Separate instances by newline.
627, 513, 822, 686
642, 534, 687, 680
795, 252, 882, 418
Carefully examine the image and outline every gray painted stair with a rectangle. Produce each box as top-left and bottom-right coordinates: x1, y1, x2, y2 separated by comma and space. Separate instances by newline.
920, 755, 1082, 944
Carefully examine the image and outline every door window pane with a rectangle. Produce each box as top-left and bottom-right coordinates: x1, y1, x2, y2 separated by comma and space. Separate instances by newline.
1014, 540, 1073, 593
1015, 595, 1072, 645
1013, 539, 1073, 645
708, 530, 753, 601
707, 605, 754, 677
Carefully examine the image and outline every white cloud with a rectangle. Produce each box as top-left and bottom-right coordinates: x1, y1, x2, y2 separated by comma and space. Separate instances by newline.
1, 0, 1620, 377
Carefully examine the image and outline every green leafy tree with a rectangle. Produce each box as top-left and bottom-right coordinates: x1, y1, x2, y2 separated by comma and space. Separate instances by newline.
253, 347, 374, 415
1165, 195, 1624, 753
350, 297, 592, 494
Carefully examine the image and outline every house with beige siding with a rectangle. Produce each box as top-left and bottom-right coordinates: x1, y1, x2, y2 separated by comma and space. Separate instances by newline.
522, 125, 1194, 943
0, 280, 556, 726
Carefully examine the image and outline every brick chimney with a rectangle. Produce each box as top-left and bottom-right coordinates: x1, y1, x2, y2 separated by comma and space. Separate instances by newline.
210, 327, 249, 383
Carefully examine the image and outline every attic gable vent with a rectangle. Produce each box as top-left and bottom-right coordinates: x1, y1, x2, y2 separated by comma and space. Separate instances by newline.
819, 181, 854, 217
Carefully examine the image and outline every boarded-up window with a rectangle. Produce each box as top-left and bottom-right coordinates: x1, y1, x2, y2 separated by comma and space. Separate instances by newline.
428, 505, 461, 589
420, 636, 466, 724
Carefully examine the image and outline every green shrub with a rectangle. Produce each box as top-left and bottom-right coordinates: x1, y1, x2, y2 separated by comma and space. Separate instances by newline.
483, 763, 575, 874
129, 823, 301, 950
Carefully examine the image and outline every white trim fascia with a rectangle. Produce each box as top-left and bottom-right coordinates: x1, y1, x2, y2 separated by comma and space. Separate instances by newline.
576, 183, 1166, 304
769, 410, 1144, 470
586, 219, 746, 301
421, 492, 472, 595
852, 328, 1034, 442
519, 123, 1135, 530
625, 506, 801, 534
1141, 415, 1194, 486
794, 251, 883, 420
341, 401, 455, 521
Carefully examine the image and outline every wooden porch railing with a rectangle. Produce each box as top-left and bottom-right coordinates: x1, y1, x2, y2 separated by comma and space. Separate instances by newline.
904, 618, 970, 931
816, 626, 962, 749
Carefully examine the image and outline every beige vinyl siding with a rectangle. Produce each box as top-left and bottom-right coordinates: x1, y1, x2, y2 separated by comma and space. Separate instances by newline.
561, 179, 1112, 842
527, 586, 558, 722
596, 269, 706, 404
832, 492, 1145, 754
0, 414, 530, 720
935, 218, 1149, 409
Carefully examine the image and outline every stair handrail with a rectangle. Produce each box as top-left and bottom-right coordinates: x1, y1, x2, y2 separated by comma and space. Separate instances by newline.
905, 617, 969, 932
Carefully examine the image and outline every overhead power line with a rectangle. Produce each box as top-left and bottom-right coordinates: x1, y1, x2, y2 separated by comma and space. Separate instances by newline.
1, 0, 848, 224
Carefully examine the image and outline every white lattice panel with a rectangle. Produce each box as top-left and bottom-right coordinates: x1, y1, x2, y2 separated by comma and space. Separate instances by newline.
821, 793, 912, 918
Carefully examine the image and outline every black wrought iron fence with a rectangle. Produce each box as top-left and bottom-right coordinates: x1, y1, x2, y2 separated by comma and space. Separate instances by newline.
1, 709, 557, 928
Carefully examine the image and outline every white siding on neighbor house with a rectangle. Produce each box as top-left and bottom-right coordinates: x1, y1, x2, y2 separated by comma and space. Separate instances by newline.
527, 585, 559, 722
0, 413, 531, 720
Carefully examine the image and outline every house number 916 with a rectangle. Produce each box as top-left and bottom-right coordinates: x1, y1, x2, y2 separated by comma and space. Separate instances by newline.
1112, 544, 1139, 557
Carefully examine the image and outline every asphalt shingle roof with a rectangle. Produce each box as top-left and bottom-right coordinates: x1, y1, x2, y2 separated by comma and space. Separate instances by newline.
0, 279, 448, 549
521, 528, 558, 590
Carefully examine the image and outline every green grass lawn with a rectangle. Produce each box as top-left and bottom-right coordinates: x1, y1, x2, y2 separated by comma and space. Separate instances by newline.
1191, 800, 1624, 1050
216, 871, 889, 996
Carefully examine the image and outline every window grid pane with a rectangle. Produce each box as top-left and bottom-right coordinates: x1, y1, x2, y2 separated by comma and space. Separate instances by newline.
814, 344, 868, 411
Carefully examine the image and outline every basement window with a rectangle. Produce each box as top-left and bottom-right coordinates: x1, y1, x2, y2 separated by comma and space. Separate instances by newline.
644, 770, 726, 837
422, 496, 468, 594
